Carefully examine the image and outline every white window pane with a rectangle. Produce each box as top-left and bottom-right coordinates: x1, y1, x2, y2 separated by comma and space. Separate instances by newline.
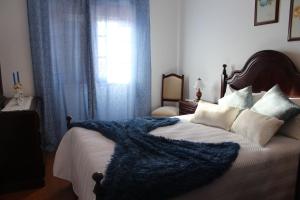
97, 21, 107, 36
97, 20, 133, 84
97, 37, 107, 57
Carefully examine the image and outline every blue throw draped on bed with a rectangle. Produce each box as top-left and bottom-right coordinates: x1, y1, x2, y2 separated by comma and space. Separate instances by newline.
71, 117, 240, 200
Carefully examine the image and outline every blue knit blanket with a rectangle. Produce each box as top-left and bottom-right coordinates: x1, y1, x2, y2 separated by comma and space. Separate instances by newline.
71, 117, 240, 200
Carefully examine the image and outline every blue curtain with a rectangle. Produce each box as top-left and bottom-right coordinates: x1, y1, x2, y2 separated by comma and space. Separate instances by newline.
27, 0, 151, 151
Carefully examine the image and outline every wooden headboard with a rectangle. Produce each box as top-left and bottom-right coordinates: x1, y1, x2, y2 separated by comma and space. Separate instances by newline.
221, 50, 300, 98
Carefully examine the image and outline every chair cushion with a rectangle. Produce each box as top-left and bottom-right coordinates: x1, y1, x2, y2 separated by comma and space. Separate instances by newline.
152, 106, 179, 117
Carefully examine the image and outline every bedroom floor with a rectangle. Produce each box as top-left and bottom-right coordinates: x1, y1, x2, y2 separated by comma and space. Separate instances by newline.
0, 153, 77, 200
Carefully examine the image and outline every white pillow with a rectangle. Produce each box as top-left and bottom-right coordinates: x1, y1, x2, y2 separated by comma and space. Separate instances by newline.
253, 91, 266, 103
280, 115, 300, 140
224, 85, 235, 96
280, 98, 300, 140
231, 109, 284, 146
251, 85, 300, 121
191, 101, 241, 130
290, 98, 300, 106
218, 86, 253, 109
225, 85, 265, 104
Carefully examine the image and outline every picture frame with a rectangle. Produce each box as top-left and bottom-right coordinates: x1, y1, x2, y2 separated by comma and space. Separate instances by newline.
288, 0, 300, 41
254, 0, 280, 26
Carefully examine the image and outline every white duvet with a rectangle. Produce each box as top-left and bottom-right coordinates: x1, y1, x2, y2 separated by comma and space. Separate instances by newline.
54, 115, 300, 200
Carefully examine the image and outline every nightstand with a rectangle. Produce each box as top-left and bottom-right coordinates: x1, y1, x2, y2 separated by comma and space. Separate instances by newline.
179, 100, 198, 115
0, 97, 45, 193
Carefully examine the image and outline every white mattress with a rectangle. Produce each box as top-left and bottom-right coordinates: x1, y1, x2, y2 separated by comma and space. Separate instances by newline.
53, 115, 300, 200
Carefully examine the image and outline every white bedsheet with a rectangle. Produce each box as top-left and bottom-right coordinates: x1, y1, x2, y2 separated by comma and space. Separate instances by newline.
54, 115, 300, 200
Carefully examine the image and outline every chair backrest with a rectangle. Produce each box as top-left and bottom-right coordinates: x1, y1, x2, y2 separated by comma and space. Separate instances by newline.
161, 73, 184, 106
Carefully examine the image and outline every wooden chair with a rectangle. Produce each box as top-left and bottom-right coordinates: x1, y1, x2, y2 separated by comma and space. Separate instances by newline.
152, 74, 184, 117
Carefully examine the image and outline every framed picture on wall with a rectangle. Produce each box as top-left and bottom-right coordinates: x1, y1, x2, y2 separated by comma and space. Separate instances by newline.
288, 0, 300, 41
254, 0, 280, 26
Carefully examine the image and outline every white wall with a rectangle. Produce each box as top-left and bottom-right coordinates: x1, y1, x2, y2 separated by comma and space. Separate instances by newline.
3, 0, 296, 109
150, 0, 181, 109
0, 0, 34, 97
0, 0, 181, 110
181, 0, 300, 103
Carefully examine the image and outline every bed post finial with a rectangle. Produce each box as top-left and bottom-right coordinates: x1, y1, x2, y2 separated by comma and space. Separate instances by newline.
92, 172, 105, 200
221, 64, 228, 98
66, 115, 72, 129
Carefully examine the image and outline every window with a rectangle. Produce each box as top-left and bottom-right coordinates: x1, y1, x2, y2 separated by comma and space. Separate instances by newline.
96, 20, 133, 84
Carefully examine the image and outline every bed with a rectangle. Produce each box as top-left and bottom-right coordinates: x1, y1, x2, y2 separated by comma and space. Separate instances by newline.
54, 50, 300, 200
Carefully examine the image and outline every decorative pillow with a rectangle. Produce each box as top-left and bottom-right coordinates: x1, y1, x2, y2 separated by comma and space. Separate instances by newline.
218, 86, 253, 109
224, 85, 235, 96
280, 98, 300, 140
252, 91, 266, 104
251, 85, 300, 121
152, 106, 179, 117
280, 115, 300, 140
191, 101, 241, 130
225, 85, 265, 104
231, 109, 284, 146
290, 98, 300, 106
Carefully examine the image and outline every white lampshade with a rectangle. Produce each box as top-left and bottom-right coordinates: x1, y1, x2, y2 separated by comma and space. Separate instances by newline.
193, 78, 201, 89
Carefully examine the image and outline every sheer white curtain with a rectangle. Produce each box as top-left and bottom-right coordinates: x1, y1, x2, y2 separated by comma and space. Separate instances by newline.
27, 0, 151, 151
89, 0, 151, 120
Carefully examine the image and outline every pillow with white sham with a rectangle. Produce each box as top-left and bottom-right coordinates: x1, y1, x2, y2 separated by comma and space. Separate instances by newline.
219, 86, 253, 109
251, 85, 300, 121
225, 85, 265, 104
191, 101, 241, 130
231, 109, 284, 146
280, 98, 300, 140
290, 98, 300, 106
252, 91, 266, 104
224, 85, 235, 96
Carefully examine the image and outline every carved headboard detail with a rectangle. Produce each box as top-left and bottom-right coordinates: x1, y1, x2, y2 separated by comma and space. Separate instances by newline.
221, 50, 300, 98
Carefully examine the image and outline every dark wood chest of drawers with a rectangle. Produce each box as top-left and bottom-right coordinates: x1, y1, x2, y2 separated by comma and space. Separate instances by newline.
0, 98, 45, 193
